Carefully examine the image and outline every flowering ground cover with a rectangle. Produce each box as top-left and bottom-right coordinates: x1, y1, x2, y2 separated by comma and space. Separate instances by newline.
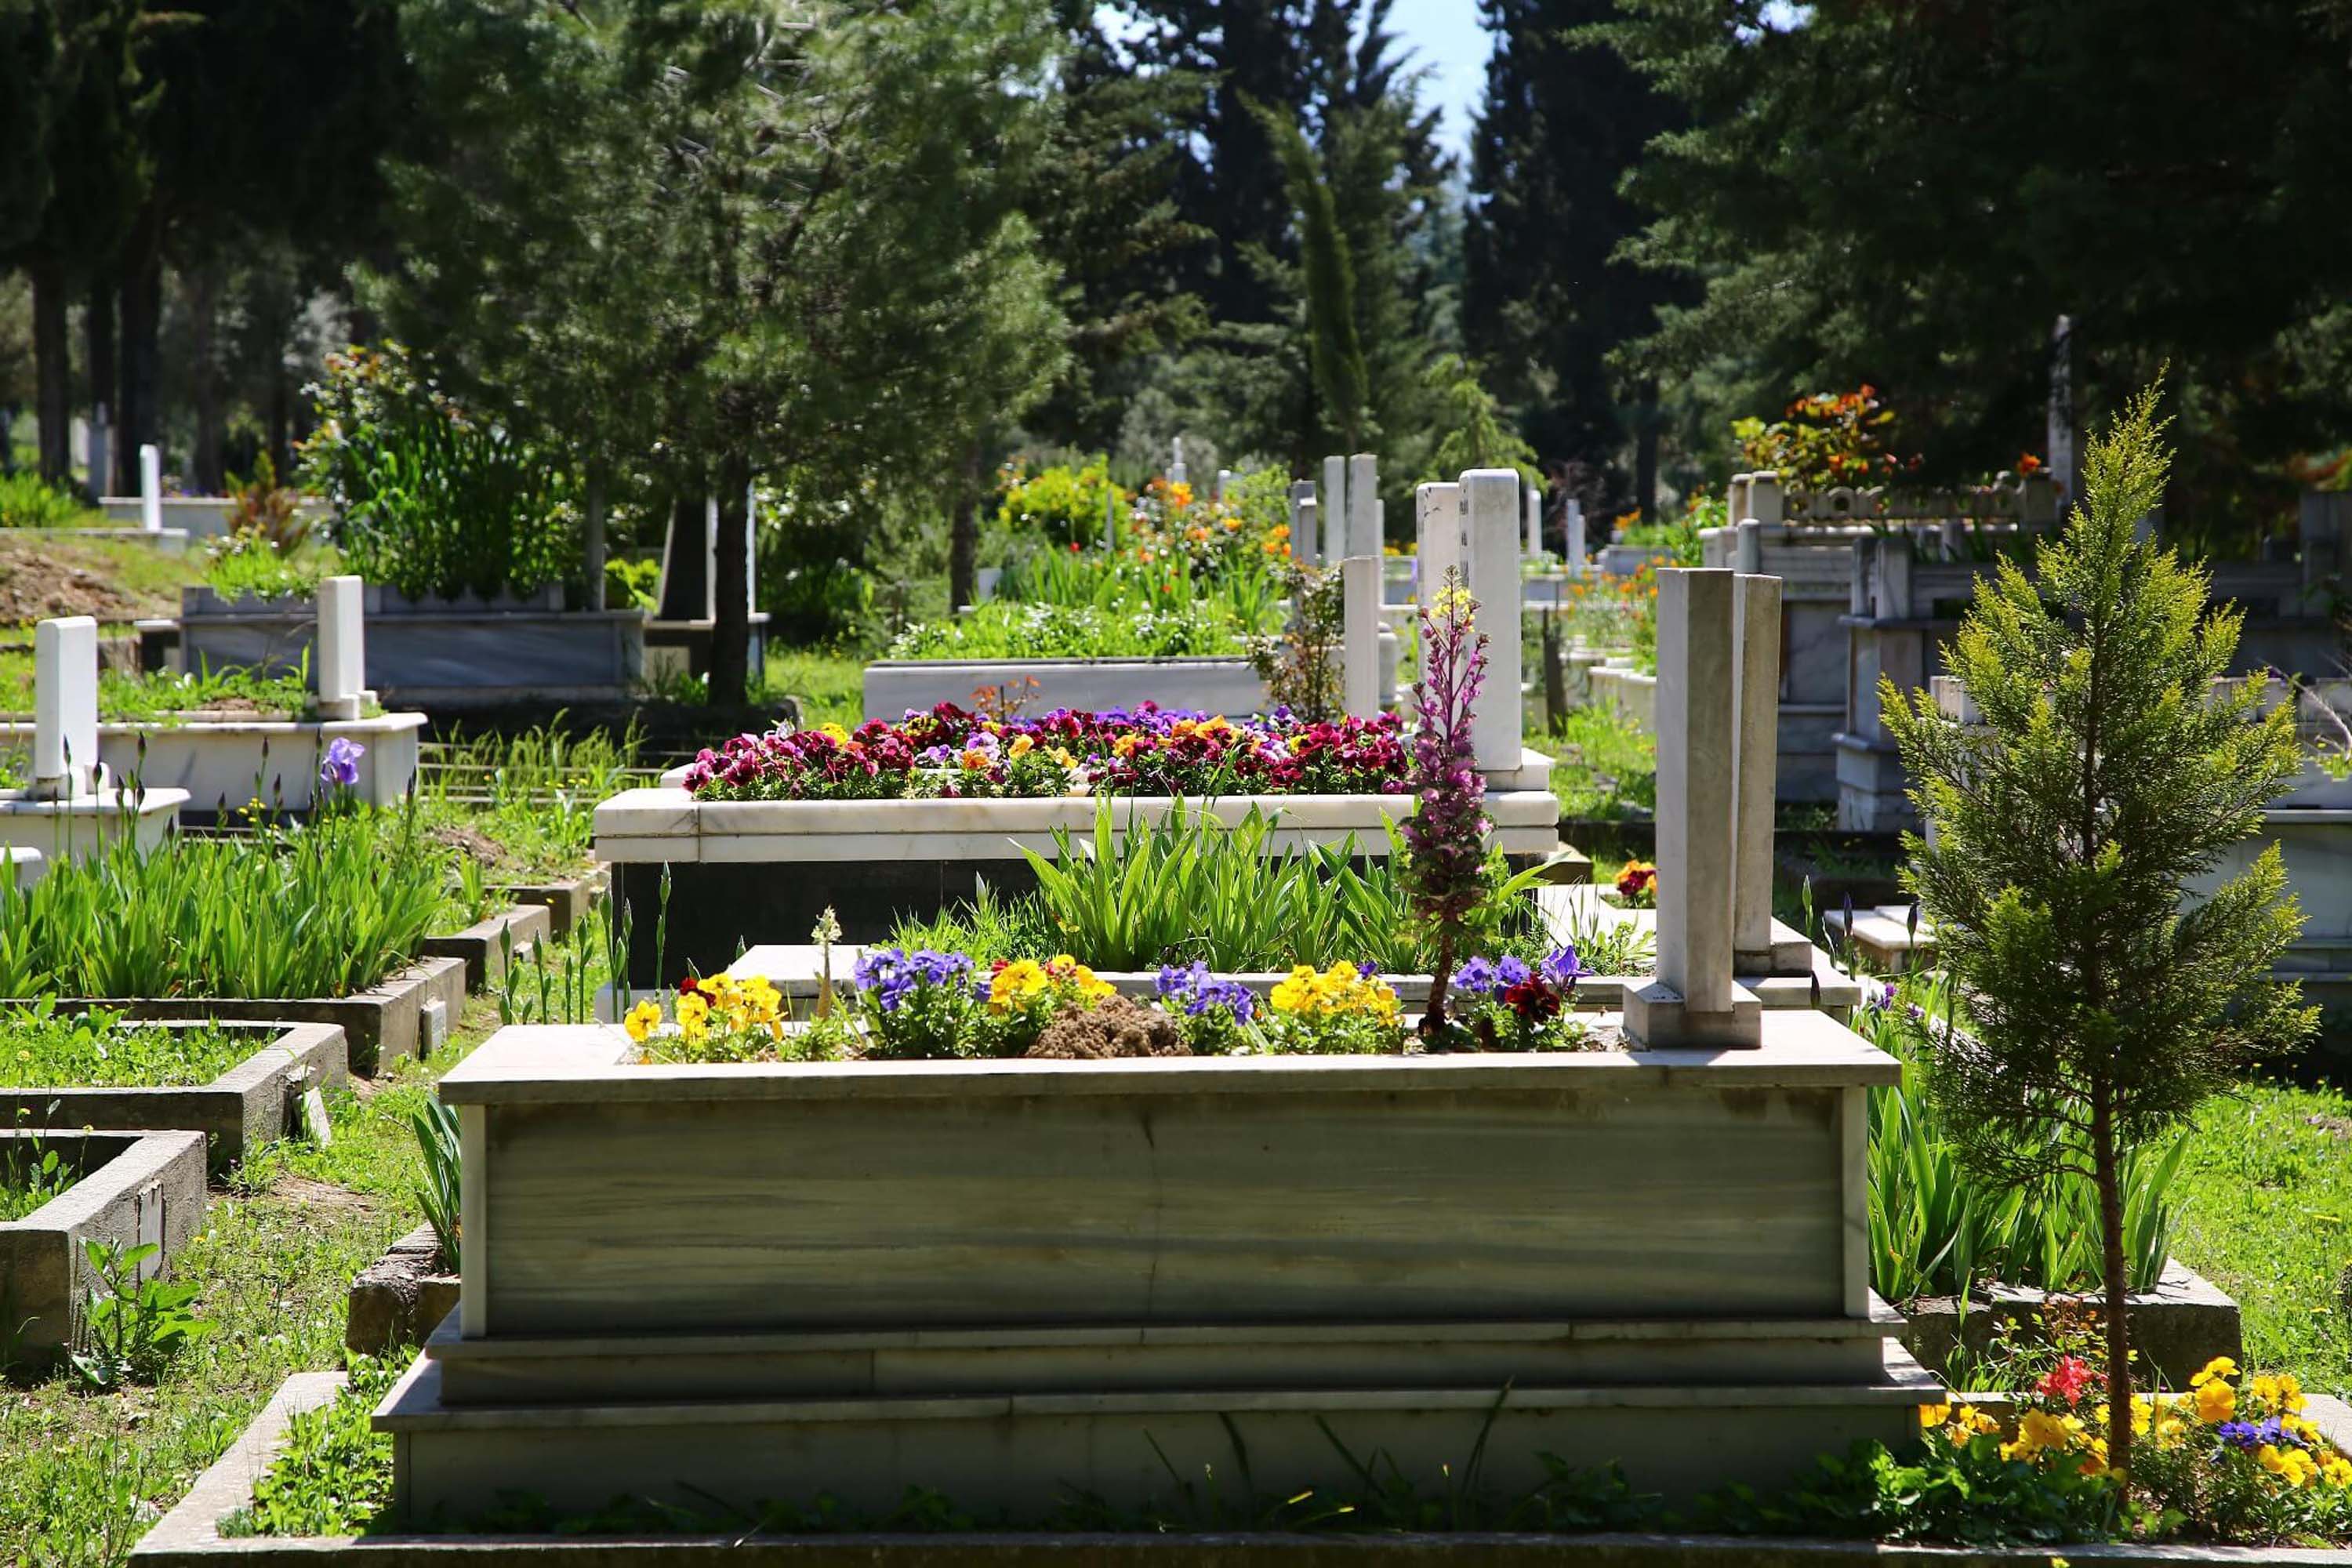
683, 702, 1409, 800
619, 942, 1606, 1063
0, 1005, 256, 1089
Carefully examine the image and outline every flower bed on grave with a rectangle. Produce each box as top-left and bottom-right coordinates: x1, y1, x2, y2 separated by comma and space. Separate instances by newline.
684, 704, 1409, 801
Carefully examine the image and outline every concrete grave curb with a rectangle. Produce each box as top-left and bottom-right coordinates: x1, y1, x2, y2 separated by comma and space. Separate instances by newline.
0, 1021, 347, 1177
137, 1375, 2352, 1565
0, 1127, 207, 1367
63, 956, 467, 1076
424, 906, 555, 994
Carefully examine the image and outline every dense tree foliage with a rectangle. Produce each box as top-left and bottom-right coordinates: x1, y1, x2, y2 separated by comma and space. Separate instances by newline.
1594, 0, 2352, 524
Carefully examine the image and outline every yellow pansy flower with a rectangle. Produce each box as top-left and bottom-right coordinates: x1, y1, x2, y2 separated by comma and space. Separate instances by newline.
622, 1000, 663, 1043
2194, 1379, 2236, 1424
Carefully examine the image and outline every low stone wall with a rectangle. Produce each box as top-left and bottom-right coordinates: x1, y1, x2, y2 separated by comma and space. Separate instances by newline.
0, 1128, 206, 1366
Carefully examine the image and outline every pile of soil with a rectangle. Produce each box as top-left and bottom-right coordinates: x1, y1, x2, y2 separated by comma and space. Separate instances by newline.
0, 537, 145, 622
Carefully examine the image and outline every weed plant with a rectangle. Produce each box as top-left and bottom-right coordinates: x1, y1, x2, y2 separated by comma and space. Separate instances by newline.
0, 1004, 257, 1088
419, 719, 643, 880
0, 1129, 73, 1221
0, 808, 452, 1000
1011, 802, 1544, 974
0, 473, 96, 529
1857, 977, 2180, 1302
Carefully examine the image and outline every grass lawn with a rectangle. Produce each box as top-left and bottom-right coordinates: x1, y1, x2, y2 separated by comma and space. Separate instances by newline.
1530, 704, 1655, 821
0, 994, 499, 1567
762, 645, 865, 728
2169, 1075, 2352, 1398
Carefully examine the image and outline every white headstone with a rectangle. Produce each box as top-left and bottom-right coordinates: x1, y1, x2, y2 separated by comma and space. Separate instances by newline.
1524, 481, 1541, 559
745, 481, 759, 617
88, 405, 110, 503
1347, 453, 1380, 561
1341, 555, 1381, 719
1744, 472, 1785, 526
1461, 470, 1523, 773
1623, 568, 1759, 1047
1414, 482, 1465, 612
33, 616, 100, 800
1564, 498, 1587, 579
1296, 498, 1319, 573
1733, 518, 1764, 575
1169, 437, 1186, 488
1320, 456, 1346, 567
1105, 487, 1120, 552
1216, 469, 1233, 504
1730, 572, 1783, 971
140, 445, 162, 533
1286, 481, 1316, 560
315, 575, 366, 722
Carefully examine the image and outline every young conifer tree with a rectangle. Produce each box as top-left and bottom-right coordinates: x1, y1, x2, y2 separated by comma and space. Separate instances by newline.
1882, 380, 2315, 1477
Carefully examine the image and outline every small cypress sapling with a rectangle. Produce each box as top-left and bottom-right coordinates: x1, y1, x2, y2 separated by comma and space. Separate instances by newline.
1880, 379, 2315, 1479
1404, 571, 1490, 1040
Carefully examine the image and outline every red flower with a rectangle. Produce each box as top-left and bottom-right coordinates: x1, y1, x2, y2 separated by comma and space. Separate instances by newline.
2036, 1355, 2093, 1406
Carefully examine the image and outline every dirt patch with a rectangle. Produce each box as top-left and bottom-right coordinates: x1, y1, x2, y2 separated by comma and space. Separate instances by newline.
429, 821, 511, 869
0, 538, 144, 622
271, 1174, 378, 1214
2308, 1114, 2352, 1139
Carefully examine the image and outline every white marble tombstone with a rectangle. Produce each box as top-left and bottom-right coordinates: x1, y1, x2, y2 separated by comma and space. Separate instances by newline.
1169, 437, 1187, 488
140, 445, 162, 533
1730, 572, 1784, 973
1621, 568, 1762, 1048
1416, 482, 1465, 604
1341, 555, 1381, 720
33, 616, 100, 800
1287, 481, 1316, 561
1565, 499, 1587, 577
1462, 470, 1523, 774
1524, 481, 1542, 558
316, 575, 367, 723
1347, 453, 1380, 561
1321, 456, 1346, 567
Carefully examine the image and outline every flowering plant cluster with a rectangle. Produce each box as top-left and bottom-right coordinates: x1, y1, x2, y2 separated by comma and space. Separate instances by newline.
1732, 385, 1920, 495
1918, 1355, 2352, 1544
1449, 945, 1596, 1051
1155, 960, 1258, 1054
318, 737, 365, 793
1404, 577, 1490, 1039
683, 704, 1410, 803
834, 946, 1116, 1058
1256, 960, 1404, 1054
1122, 472, 1294, 576
624, 973, 787, 1063
1613, 859, 1657, 907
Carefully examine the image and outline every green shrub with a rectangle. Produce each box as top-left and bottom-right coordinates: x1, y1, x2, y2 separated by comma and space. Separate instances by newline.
0, 474, 91, 529
299, 343, 578, 600
996, 456, 1123, 550
0, 808, 452, 1001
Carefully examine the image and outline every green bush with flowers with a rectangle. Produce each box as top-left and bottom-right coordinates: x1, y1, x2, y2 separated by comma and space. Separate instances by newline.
1733, 386, 1920, 495
995, 456, 1126, 550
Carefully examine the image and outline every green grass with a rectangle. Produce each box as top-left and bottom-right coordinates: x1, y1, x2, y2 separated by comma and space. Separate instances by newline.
1531, 705, 1655, 820
0, 1010, 260, 1088
763, 645, 866, 728
2169, 1077, 2352, 1397
0, 1134, 76, 1221
0, 996, 502, 1566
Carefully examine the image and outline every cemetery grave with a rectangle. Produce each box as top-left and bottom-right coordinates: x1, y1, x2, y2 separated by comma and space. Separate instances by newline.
9, 7, 2352, 1552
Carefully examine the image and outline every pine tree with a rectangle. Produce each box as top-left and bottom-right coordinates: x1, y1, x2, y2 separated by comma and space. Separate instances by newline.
1464, 0, 1686, 515
1881, 381, 2317, 1476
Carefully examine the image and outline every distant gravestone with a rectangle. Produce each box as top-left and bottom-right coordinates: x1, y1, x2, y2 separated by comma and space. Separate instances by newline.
315, 575, 366, 722
1341, 555, 1381, 720
1462, 470, 1522, 773
1347, 454, 1380, 561
33, 616, 100, 800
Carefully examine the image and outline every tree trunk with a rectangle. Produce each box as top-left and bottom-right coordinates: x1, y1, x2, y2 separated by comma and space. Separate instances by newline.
31, 258, 71, 486
86, 271, 117, 495
1420, 927, 1457, 1041
2092, 1084, 2134, 1478
1634, 378, 1661, 525
268, 367, 291, 484
583, 469, 608, 613
949, 440, 984, 611
709, 455, 753, 707
118, 218, 164, 492
187, 260, 227, 493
